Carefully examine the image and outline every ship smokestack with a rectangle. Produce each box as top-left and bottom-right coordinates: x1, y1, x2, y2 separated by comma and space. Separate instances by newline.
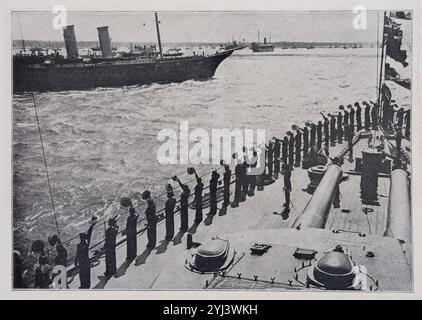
63, 25, 79, 59
97, 26, 113, 59
264, 37, 267, 44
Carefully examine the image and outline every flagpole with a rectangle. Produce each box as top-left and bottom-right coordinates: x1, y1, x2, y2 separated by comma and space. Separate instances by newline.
377, 11, 388, 123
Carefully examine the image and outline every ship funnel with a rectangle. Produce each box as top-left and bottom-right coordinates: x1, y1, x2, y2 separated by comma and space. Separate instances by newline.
97, 26, 113, 59
264, 37, 267, 44
63, 25, 79, 59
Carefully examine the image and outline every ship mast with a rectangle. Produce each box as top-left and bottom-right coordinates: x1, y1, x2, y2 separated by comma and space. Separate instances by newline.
257, 30, 260, 44
376, 11, 388, 125
155, 12, 163, 59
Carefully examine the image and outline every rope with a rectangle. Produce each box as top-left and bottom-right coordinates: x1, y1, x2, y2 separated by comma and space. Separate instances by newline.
376, 11, 380, 100
31, 92, 61, 240
17, 14, 26, 52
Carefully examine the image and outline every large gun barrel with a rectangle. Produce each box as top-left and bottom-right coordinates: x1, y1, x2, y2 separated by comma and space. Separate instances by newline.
293, 164, 342, 229
384, 169, 411, 243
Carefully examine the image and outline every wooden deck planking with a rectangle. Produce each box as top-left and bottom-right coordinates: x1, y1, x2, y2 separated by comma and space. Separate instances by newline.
324, 136, 390, 237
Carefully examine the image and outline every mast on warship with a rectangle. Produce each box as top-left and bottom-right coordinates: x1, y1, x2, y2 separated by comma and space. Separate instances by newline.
377, 10, 411, 132
376, 12, 388, 125
155, 12, 163, 59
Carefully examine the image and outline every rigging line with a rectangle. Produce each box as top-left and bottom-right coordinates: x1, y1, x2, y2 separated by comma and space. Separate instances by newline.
376, 11, 380, 100
377, 12, 388, 113
31, 92, 61, 240
16, 14, 26, 52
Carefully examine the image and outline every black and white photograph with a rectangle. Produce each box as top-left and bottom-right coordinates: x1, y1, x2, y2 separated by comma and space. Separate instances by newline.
5, 1, 418, 295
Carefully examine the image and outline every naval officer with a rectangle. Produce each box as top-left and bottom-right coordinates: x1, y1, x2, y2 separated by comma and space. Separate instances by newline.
143, 190, 157, 249
164, 189, 176, 241
174, 177, 190, 232
75, 220, 96, 288
193, 174, 204, 224
103, 217, 119, 277
125, 207, 138, 261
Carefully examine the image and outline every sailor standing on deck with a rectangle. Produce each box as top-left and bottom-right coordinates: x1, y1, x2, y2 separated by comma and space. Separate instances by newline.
404, 109, 411, 139
55, 240, 68, 268
209, 170, 220, 216
34, 255, 51, 288
303, 124, 309, 157
287, 131, 295, 166
320, 113, 329, 147
363, 101, 371, 130
247, 149, 258, 196
316, 120, 323, 149
164, 187, 176, 241
341, 105, 349, 128
103, 217, 119, 277
345, 124, 354, 162
240, 154, 248, 202
267, 141, 274, 177
282, 162, 292, 208
48, 234, 67, 268
294, 127, 302, 167
348, 104, 355, 135
126, 207, 139, 261
310, 123, 316, 148
222, 163, 232, 206
396, 107, 405, 128
232, 156, 242, 207
384, 102, 394, 129
282, 136, 288, 164
143, 190, 157, 249
371, 102, 378, 130
337, 110, 343, 143
329, 113, 336, 146
193, 173, 204, 224
75, 219, 96, 288
174, 177, 190, 232
355, 102, 362, 131
273, 139, 281, 177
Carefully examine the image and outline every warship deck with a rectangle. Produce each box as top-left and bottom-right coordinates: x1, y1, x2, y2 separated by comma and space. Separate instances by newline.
66, 130, 411, 291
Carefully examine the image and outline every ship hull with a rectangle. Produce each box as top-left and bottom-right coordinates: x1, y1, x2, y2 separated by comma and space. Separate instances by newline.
250, 43, 275, 53
13, 50, 234, 93
251, 46, 275, 52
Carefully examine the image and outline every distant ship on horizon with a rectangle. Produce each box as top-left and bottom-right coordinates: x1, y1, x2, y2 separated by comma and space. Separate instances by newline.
250, 31, 275, 53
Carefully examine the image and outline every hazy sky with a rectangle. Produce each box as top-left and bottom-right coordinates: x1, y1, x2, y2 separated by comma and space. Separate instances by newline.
12, 11, 382, 43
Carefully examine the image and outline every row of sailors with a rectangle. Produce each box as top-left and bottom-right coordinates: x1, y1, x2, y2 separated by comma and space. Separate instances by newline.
116, 101, 409, 288
25, 102, 411, 289
26, 166, 232, 289
24, 146, 304, 289
266, 101, 410, 169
